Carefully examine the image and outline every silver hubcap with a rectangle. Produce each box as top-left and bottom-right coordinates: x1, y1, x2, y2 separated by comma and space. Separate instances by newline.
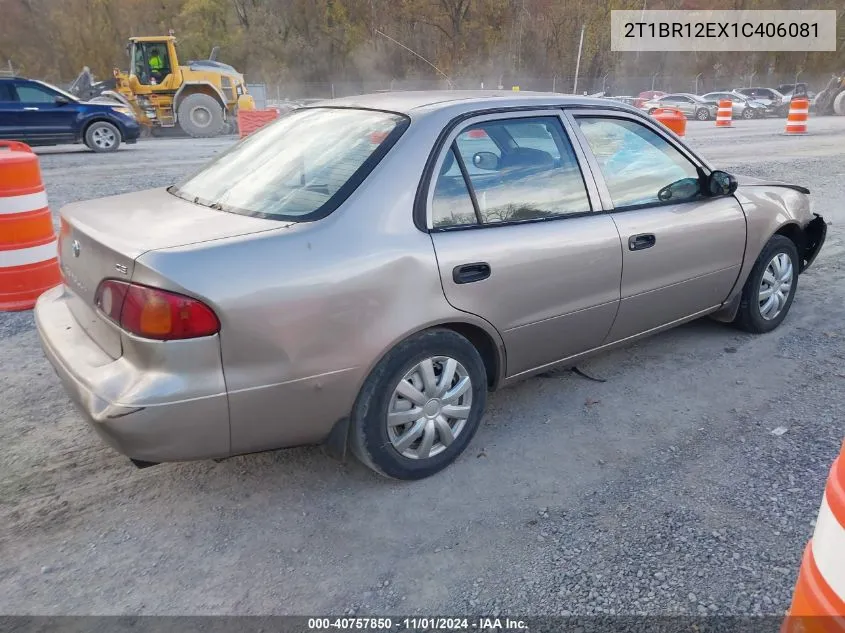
758, 252, 794, 320
387, 356, 473, 460
190, 106, 212, 127
92, 126, 116, 148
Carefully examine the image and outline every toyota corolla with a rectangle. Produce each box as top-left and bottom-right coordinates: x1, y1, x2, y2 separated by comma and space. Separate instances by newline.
36, 91, 827, 480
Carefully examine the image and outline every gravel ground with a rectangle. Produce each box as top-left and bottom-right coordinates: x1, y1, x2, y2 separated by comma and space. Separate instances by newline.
1, 117, 844, 617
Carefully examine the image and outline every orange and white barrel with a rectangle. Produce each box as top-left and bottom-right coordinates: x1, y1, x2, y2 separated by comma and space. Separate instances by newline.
0, 141, 61, 311
782, 439, 845, 633
785, 97, 810, 135
716, 99, 733, 128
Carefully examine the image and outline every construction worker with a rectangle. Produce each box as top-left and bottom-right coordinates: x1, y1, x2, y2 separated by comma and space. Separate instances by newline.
148, 48, 166, 84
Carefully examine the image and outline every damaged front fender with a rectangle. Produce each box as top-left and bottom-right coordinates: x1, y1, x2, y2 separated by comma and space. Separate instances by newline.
801, 214, 827, 272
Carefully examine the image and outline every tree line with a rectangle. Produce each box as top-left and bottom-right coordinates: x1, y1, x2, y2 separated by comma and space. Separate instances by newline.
1, 0, 843, 94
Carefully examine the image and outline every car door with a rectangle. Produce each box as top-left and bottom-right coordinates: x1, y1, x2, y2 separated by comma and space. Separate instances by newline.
13, 81, 77, 144
426, 111, 623, 378
0, 81, 24, 140
567, 110, 746, 342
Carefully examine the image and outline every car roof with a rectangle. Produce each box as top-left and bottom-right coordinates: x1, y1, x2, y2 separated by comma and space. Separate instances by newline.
301, 90, 627, 116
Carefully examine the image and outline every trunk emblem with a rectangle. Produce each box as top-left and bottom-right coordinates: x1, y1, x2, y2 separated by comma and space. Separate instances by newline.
71, 240, 81, 258
115, 263, 128, 275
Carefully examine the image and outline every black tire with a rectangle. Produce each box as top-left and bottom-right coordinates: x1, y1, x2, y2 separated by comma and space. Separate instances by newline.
648, 108, 658, 115
177, 93, 225, 138
696, 108, 711, 121
833, 91, 845, 116
350, 328, 488, 480
734, 235, 799, 334
741, 107, 755, 119
83, 121, 121, 153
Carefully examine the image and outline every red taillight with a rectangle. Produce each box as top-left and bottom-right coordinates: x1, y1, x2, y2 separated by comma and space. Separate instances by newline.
94, 280, 220, 340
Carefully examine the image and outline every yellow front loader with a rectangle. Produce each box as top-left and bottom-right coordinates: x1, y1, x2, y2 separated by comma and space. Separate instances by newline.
77, 35, 255, 137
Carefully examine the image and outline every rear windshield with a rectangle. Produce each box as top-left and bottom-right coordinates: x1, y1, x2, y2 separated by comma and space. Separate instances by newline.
169, 107, 408, 221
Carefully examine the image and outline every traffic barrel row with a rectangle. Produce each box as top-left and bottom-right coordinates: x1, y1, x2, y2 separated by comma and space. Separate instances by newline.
0, 141, 61, 312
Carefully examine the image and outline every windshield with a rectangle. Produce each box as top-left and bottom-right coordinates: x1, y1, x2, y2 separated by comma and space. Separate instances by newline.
170, 107, 408, 221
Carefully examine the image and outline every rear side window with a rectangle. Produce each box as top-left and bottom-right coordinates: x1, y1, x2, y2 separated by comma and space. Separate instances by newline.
576, 117, 701, 209
431, 116, 591, 228
171, 108, 408, 221
0, 82, 15, 102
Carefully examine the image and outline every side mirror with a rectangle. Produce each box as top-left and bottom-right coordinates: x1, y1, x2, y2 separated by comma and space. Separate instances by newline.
54, 96, 70, 106
472, 151, 499, 171
657, 177, 701, 202
708, 170, 738, 196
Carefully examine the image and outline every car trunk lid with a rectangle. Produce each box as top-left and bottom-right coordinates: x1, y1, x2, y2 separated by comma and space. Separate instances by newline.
59, 187, 289, 359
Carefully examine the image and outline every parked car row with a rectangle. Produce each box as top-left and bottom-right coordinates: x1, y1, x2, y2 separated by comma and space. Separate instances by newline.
601, 83, 825, 122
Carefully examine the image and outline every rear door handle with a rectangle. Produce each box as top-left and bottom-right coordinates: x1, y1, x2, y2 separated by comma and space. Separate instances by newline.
628, 234, 656, 251
453, 262, 491, 284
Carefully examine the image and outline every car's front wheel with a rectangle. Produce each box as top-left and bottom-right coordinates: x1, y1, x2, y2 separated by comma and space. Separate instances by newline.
696, 108, 711, 121
734, 235, 799, 333
741, 107, 756, 119
84, 121, 121, 152
350, 328, 487, 480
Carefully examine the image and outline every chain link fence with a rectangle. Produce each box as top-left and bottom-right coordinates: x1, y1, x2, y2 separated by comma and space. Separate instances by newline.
259, 71, 839, 104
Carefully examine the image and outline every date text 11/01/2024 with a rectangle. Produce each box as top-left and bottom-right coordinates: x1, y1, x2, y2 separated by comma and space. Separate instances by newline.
624, 21, 819, 39
307, 617, 529, 631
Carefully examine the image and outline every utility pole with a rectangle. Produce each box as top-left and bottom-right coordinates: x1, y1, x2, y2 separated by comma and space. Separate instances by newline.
573, 25, 585, 95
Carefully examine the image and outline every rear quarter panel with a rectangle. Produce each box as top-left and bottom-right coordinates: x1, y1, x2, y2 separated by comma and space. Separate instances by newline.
133, 116, 505, 456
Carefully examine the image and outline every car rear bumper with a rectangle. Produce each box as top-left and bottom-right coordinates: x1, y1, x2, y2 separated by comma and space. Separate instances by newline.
35, 285, 231, 462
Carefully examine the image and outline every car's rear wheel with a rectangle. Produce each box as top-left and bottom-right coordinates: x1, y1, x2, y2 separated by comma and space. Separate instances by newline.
350, 328, 487, 480
696, 108, 711, 121
84, 121, 121, 152
734, 235, 799, 333
648, 108, 658, 115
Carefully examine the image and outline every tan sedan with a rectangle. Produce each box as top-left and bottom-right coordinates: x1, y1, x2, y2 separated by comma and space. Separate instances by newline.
36, 92, 827, 480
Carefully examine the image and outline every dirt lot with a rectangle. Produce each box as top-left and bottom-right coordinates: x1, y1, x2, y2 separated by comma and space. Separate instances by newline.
1, 117, 844, 616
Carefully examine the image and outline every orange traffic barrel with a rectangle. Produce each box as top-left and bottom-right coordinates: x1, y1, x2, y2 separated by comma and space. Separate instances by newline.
785, 97, 810, 135
716, 99, 733, 128
651, 107, 686, 137
0, 141, 61, 311
781, 439, 845, 633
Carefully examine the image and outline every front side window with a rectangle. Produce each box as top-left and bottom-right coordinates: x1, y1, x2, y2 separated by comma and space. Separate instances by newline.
431, 116, 591, 228
15, 83, 57, 103
171, 107, 407, 220
576, 117, 702, 209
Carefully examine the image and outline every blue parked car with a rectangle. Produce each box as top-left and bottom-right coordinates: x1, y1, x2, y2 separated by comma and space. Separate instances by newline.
0, 77, 141, 152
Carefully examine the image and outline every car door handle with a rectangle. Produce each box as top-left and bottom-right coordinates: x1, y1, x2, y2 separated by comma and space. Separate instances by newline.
453, 262, 491, 284
628, 234, 656, 251
23, 107, 39, 111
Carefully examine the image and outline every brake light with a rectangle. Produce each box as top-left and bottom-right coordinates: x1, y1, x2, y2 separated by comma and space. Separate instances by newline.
94, 280, 220, 340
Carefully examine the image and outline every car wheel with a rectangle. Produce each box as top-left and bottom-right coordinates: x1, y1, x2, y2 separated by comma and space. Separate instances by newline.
177, 93, 225, 138
734, 235, 799, 334
696, 108, 710, 121
350, 328, 487, 480
648, 108, 657, 115
84, 121, 121, 152
741, 107, 755, 119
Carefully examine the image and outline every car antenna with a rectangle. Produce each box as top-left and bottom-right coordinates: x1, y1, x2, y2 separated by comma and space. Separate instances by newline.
374, 29, 454, 89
